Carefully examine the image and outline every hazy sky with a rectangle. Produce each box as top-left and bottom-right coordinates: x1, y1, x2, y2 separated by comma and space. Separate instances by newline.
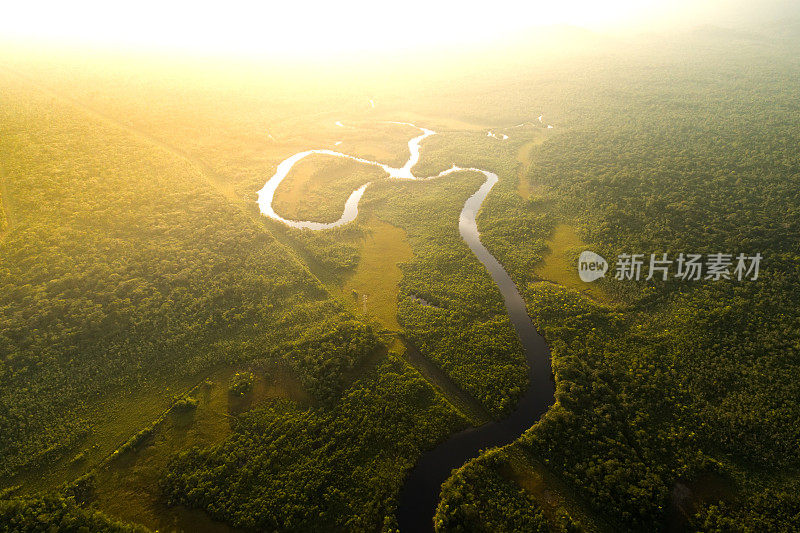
1, 0, 796, 57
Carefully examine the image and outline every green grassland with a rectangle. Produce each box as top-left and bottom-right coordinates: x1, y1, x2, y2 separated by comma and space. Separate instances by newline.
534, 224, 607, 301
515, 136, 546, 200
339, 218, 413, 332
92, 364, 311, 532
272, 156, 386, 223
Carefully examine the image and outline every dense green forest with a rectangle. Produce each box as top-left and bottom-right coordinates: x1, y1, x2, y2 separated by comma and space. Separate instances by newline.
0, 76, 388, 483
160, 357, 464, 531
434, 451, 554, 532
2, 22, 800, 533
0, 495, 149, 533
371, 170, 530, 416
435, 32, 800, 532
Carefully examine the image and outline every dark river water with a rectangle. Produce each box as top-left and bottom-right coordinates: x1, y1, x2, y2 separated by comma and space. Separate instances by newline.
254, 124, 555, 532
396, 170, 555, 532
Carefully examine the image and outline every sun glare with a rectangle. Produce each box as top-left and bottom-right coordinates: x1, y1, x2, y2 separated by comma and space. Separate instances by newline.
0, 0, 741, 58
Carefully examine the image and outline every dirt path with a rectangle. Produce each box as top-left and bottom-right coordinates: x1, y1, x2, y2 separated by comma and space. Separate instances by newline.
504, 444, 615, 533
398, 336, 492, 426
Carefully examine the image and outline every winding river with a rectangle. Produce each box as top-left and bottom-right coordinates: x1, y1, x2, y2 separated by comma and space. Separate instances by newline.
256, 123, 554, 532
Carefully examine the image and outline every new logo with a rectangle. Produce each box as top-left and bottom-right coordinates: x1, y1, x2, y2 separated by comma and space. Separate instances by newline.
578, 251, 608, 282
